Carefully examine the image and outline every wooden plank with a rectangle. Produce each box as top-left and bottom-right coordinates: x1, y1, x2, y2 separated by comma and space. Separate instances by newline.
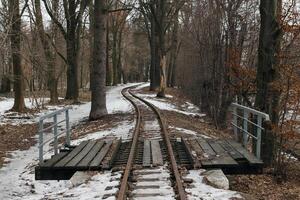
143, 140, 151, 167
226, 139, 263, 165
197, 138, 216, 157
54, 141, 89, 168
218, 140, 244, 160
40, 152, 69, 168
151, 140, 163, 166
77, 141, 105, 168
65, 141, 96, 168
189, 138, 212, 166
89, 140, 113, 168
182, 138, 199, 168
66, 141, 97, 167
103, 139, 122, 169
208, 140, 238, 166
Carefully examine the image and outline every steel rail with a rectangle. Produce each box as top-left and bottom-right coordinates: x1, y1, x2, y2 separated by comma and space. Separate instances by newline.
117, 86, 186, 200
117, 87, 141, 200
129, 91, 187, 200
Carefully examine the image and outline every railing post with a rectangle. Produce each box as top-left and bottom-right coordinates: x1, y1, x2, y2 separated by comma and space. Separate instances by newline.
53, 115, 58, 155
243, 110, 249, 147
66, 109, 70, 146
256, 116, 262, 159
232, 106, 238, 140
39, 120, 44, 163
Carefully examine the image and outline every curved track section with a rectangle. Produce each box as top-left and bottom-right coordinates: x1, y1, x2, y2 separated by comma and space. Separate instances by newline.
117, 86, 186, 200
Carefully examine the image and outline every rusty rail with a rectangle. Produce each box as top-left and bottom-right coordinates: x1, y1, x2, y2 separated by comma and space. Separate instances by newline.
117, 87, 141, 200
117, 86, 186, 200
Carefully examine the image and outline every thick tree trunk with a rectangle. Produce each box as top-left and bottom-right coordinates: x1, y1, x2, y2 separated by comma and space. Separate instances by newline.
89, 0, 108, 120
65, 30, 79, 101
255, 0, 281, 165
89, 2, 94, 89
157, 54, 167, 97
106, 19, 112, 86
112, 32, 119, 85
9, 0, 26, 112
167, 12, 179, 87
156, 0, 168, 97
149, 17, 160, 91
255, 0, 281, 115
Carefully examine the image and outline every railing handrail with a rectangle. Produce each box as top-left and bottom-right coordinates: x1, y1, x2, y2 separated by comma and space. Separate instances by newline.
39, 107, 71, 120
231, 102, 270, 160
231, 103, 270, 121
38, 107, 72, 163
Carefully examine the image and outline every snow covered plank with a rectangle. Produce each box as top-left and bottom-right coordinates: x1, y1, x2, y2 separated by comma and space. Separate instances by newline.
196, 138, 217, 166
151, 140, 163, 166
143, 140, 151, 167
89, 140, 113, 169
189, 138, 212, 166
54, 141, 89, 168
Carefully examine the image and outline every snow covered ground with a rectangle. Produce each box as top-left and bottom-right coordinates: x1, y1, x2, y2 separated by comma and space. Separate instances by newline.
133, 84, 206, 118
0, 83, 137, 200
184, 170, 242, 200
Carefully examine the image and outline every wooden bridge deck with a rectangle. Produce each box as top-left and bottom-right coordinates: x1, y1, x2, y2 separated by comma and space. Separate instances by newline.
35, 139, 121, 180
184, 137, 263, 173
35, 137, 263, 180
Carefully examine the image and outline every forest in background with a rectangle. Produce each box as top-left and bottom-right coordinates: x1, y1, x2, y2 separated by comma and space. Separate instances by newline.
0, 0, 300, 180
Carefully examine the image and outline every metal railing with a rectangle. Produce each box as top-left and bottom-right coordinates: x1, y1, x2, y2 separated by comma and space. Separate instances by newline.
231, 103, 270, 159
38, 107, 72, 163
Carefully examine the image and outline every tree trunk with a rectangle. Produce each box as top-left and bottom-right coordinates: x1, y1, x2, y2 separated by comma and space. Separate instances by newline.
106, 18, 112, 86
89, 0, 108, 120
89, 1, 94, 89
149, 16, 160, 91
9, 0, 26, 112
156, 0, 167, 97
112, 31, 119, 85
167, 12, 179, 87
157, 54, 167, 97
65, 29, 79, 101
34, 0, 58, 104
255, 0, 281, 164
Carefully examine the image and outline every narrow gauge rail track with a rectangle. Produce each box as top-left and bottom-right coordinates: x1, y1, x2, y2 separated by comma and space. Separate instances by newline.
117, 86, 186, 200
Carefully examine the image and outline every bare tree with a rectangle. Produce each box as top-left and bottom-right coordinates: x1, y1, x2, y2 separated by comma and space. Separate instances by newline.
43, 0, 90, 102
33, 0, 59, 104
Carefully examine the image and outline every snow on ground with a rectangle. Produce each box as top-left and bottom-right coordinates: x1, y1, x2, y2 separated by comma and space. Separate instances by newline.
169, 126, 212, 139
0, 83, 138, 200
45, 171, 121, 200
185, 170, 242, 200
136, 92, 206, 118
72, 120, 134, 145
0, 84, 136, 125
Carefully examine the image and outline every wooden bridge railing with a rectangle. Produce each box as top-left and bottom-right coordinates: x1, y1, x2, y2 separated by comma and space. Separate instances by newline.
38, 107, 72, 163
230, 103, 270, 160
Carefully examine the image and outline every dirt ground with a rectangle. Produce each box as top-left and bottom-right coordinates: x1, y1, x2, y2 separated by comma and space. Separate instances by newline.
0, 123, 37, 167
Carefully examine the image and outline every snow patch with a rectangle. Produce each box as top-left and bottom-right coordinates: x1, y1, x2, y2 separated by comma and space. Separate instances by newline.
185, 170, 242, 200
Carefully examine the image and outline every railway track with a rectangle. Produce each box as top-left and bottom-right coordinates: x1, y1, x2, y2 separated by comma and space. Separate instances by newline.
116, 86, 187, 200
